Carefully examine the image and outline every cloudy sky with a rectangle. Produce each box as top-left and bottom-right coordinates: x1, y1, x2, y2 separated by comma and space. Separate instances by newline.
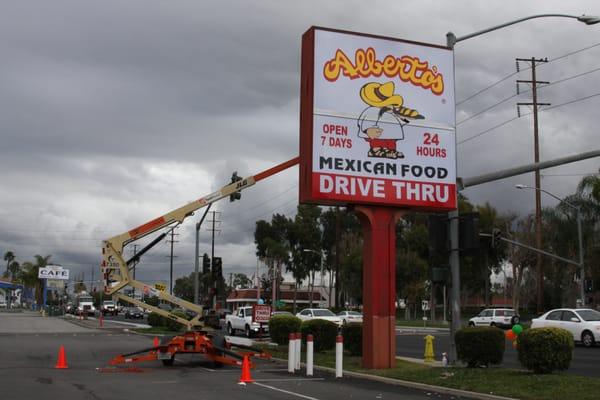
1, 0, 599, 289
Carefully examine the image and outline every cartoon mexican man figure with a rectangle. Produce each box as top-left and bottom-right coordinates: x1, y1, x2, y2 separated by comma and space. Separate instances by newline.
357, 81, 424, 159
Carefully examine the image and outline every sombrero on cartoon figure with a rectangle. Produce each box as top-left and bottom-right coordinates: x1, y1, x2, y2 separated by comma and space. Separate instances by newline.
360, 81, 424, 119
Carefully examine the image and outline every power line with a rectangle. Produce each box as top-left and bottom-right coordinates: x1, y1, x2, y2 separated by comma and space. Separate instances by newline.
457, 92, 519, 125
457, 65, 600, 126
458, 91, 600, 145
457, 71, 520, 106
541, 92, 600, 112
457, 41, 600, 105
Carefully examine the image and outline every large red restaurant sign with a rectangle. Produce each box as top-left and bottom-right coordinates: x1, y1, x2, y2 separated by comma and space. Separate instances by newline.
300, 27, 456, 210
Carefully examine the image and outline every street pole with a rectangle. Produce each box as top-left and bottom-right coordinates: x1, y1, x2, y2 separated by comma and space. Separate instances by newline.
445, 12, 598, 363
446, 32, 460, 365
577, 210, 585, 305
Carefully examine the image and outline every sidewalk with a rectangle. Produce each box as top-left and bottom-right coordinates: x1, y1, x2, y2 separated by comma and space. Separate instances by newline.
0, 310, 99, 334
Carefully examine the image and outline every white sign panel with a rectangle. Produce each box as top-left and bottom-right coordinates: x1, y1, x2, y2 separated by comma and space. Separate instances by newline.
46, 279, 65, 289
38, 265, 69, 280
300, 27, 456, 210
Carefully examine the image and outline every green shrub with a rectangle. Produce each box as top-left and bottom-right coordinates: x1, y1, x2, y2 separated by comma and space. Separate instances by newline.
341, 322, 362, 356
301, 319, 338, 351
455, 326, 505, 367
147, 312, 166, 327
165, 310, 188, 331
269, 315, 302, 345
518, 327, 573, 374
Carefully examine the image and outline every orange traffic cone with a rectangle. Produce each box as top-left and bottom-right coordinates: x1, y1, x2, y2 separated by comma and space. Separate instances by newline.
153, 337, 159, 347
238, 355, 253, 384
55, 345, 68, 369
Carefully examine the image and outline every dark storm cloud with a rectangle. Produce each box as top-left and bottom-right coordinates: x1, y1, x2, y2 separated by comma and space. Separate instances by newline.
1, 0, 599, 286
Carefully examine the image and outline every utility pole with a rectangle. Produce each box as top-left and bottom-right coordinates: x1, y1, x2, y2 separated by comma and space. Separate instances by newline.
207, 211, 221, 308
90, 265, 94, 293
131, 244, 139, 299
166, 228, 179, 295
516, 57, 550, 313
132, 245, 139, 280
194, 206, 212, 305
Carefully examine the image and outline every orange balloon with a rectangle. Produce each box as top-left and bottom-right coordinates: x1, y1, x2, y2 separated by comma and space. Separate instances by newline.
512, 340, 518, 349
506, 330, 516, 341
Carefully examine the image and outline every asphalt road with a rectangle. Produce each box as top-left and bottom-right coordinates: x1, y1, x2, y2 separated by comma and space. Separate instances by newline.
396, 328, 600, 377
0, 312, 472, 400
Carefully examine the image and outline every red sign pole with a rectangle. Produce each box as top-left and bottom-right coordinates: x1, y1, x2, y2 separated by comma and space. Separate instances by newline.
355, 205, 406, 369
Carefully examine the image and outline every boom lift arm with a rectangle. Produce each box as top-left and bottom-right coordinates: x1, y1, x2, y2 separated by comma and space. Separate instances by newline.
101, 157, 299, 330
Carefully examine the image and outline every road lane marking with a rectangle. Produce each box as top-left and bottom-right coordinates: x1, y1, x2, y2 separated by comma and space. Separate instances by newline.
253, 382, 321, 400
253, 378, 325, 382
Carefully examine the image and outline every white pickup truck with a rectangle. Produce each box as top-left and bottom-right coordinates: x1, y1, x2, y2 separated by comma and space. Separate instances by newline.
225, 306, 269, 337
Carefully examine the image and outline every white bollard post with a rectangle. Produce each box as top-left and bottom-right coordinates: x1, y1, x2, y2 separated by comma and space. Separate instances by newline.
288, 332, 295, 373
335, 334, 343, 378
295, 332, 301, 370
306, 334, 314, 376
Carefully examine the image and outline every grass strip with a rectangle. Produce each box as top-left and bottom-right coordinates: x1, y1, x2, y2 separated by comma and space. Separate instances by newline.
262, 345, 600, 400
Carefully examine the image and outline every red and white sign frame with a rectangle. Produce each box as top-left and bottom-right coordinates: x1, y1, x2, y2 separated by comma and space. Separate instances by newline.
252, 304, 272, 323
299, 27, 456, 211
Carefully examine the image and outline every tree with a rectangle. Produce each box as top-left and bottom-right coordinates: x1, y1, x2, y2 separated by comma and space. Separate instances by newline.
8, 261, 20, 282
292, 205, 322, 308
396, 214, 429, 319
3, 251, 15, 277
254, 214, 291, 309
18, 255, 52, 306
174, 273, 196, 302
321, 207, 361, 308
231, 273, 252, 289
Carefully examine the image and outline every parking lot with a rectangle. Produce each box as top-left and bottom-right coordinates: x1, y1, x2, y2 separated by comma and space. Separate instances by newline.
0, 312, 473, 400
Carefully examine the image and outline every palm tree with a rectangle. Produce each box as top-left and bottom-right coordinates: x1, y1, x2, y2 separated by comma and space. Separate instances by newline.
4, 251, 15, 277
8, 261, 20, 282
18, 255, 52, 306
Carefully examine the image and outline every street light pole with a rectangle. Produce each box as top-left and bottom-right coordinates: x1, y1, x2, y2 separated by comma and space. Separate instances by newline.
445, 12, 597, 363
515, 184, 585, 306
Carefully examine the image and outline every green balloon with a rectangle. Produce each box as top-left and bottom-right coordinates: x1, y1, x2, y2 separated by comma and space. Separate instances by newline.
512, 324, 523, 335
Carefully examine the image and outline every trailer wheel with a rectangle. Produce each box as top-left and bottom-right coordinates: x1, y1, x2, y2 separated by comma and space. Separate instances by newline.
162, 356, 175, 366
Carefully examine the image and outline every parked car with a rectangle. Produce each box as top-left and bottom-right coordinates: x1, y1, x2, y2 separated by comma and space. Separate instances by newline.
531, 308, 600, 347
296, 308, 342, 326
271, 311, 293, 317
338, 310, 363, 324
468, 308, 519, 328
124, 307, 145, 319
225, 306, 269, 337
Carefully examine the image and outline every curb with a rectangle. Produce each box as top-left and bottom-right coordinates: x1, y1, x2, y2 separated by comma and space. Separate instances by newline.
270, 356, 517, 400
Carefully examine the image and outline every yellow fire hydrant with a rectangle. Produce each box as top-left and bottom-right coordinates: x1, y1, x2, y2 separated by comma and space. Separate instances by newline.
424, 334, 435, 363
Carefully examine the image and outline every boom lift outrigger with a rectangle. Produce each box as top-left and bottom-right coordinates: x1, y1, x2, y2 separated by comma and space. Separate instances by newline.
101, 157, 298, 366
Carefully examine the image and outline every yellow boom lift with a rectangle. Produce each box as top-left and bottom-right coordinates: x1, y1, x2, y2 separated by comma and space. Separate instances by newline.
101, 157, 298, 367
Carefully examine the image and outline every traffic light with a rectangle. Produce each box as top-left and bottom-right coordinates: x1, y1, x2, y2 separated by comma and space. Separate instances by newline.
212, 257, 222, 280
229, 171, 242, 202
202, 253, 210, 275
492, 228, 502, 248
584, 278, 594, 293
431, 266, 449, 284
428, 214, 448, 253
